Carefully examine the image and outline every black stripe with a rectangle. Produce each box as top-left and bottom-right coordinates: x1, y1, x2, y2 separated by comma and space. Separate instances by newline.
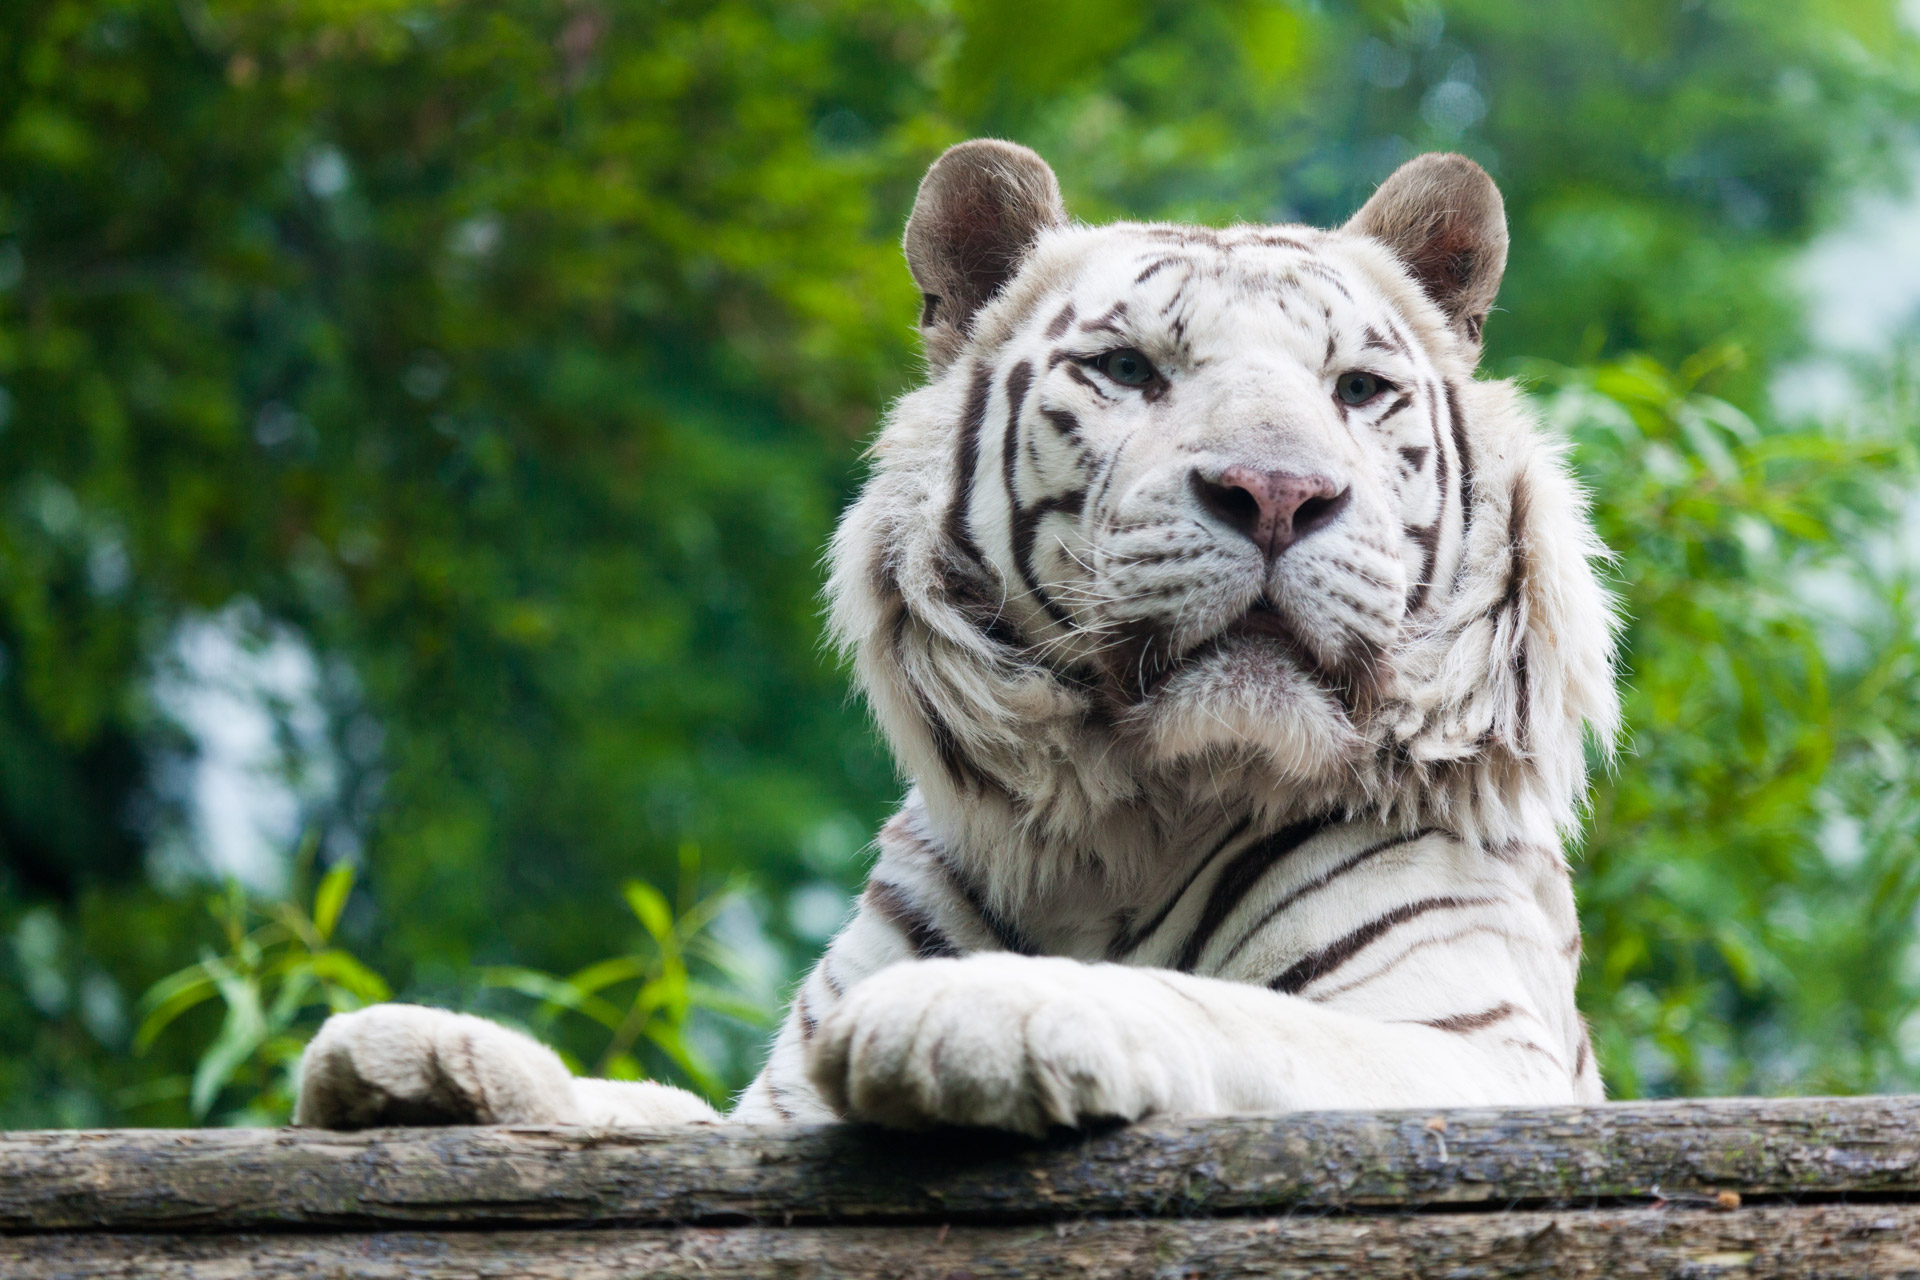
1504, 1037, 1565, 1068
1145, 226, 1223, 248
1012, 492, 1085, 628
1419, 1001, 1519, 1033
1045, 302, 1076, 339
1505, 471, 1532, 744
1041, 406, 1083, 441
1404, 521, 1439, 614
1000, 361, 1081, 628
1406, 386, 1450, 614
1297, 259, 1354, 300
889, 607, 1002, 794
1363, 324, 1405, 355
1574, 1023, 1593, 1077
946, 362, 993, 568
1270, 895, 1498, 994
933, 848, 1038, 955
1161, 275, 1192, 317
796, 989, 817, 1041
1174, 816, 1336, 972
1214, 830, 1438, 971
1502, 472, 1530, 615
1446, 379, 1474, 553
1109, 816, 1252, 959
864, 880, 960, 959
1134, 257, 1181, 284
764, 1078, 797, 1121
918, 694, 983, 791
1064, 362, 1114, 399
1000, 359, 1033, 526
1080, 301, 1129, 335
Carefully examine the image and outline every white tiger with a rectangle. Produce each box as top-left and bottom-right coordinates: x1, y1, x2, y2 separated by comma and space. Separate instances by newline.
294, 139, 1619, 1137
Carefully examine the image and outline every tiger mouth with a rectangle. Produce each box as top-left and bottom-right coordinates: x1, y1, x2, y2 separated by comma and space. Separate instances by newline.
1125, 597, 1315, 701
1223, 598, 1301, 643
1124, 596, 1379, 712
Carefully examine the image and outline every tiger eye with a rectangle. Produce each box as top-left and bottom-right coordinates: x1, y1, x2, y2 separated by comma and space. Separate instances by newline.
1336, 371, 1381, 405
1097, 348, 1157, 387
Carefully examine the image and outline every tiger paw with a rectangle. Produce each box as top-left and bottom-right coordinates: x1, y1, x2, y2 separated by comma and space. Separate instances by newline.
806, 954, 1205, 1136
294, 1003, 580, 1129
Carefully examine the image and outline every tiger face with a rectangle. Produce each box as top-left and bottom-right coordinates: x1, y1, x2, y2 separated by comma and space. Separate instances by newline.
977, 225, 1457, 736
833, 141, 1617, 867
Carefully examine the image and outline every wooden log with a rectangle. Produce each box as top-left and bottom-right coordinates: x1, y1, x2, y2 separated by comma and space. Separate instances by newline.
5, 1204, 1920, 1279
0, 1096, 1918, 1231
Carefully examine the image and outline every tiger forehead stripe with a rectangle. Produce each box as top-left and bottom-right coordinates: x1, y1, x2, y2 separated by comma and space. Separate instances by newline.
1080, 300, 1129, 335
1133, 256, 1186, 285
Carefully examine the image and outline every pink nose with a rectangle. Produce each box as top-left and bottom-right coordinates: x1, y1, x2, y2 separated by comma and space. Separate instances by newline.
1192, 466, 1350, 560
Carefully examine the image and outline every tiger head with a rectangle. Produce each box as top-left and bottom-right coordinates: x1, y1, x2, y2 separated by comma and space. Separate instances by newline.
830, 140, 1619, 887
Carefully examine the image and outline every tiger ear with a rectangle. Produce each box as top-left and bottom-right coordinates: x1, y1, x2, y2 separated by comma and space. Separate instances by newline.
1345, 153, 1507, 352
904, 139, 1068, 372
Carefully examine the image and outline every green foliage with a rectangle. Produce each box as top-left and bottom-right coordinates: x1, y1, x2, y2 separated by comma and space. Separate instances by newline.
482, 845, 771, 1104
136, 850, 760, 1122
131, 859, 390, 1124
3, 0, 1920, 1123
1554, 352, 1920, 1095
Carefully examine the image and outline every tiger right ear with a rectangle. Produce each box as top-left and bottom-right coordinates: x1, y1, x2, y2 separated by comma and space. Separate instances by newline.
1345, 153, 1507, 352
904, 139, 1067, 371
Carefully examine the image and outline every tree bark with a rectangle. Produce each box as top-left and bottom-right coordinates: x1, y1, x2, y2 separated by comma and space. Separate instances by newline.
7, 1098, 1920, 1277
0, 1096, 1917, 1231
2, 1205, 1917, 1279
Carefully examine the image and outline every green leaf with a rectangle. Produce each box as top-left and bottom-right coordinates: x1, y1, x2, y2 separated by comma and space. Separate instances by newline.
190, 966, 269, 1119
133, 967, 219, 1055
313, 863, 356, 942
685, 982, 775, 1026
480, 966, 625, 1029
623, 880, 675, 943
303, 950, 393, 1005
563, 954, 653, 996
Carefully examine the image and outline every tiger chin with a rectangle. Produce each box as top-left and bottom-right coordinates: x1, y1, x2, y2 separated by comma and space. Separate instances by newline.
294, 140, 1620, 1138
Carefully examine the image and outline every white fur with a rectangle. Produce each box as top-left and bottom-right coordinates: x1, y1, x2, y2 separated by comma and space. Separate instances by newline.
294, 1005, 720, 1128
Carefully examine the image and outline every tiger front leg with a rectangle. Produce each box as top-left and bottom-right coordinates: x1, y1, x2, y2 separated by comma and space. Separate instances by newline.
294, 1004, 721, 1129
808, 952, 1573, 1135
807, 953, 1229, 1136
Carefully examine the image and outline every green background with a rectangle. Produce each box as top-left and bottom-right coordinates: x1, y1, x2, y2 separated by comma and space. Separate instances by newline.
3, 0, 1920, 1124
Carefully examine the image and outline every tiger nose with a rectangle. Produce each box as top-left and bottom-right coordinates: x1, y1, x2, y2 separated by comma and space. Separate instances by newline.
1191, 466, 1350, 561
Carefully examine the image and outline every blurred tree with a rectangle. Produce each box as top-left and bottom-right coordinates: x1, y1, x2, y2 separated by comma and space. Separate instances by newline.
0, 0, 1918, 1123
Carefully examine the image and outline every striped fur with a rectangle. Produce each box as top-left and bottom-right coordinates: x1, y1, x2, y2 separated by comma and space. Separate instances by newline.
294, 146, 1618, 1137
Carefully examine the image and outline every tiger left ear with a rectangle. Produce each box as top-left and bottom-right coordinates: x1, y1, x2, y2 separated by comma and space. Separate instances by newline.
1345, 153, 1507, 352
904, 139, 1068, 372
